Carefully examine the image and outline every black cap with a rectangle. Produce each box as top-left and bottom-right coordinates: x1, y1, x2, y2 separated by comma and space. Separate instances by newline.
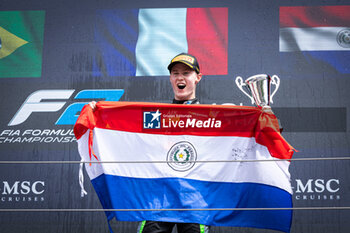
167, 53, 200, 73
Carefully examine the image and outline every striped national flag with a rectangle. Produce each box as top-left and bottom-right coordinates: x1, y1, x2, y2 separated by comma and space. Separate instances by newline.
74, 102, 295, 233
279, 5, 350, 74
93, 8, 228, 76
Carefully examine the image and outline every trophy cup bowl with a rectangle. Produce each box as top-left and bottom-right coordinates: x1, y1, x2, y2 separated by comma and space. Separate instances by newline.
235, 74, 280, 107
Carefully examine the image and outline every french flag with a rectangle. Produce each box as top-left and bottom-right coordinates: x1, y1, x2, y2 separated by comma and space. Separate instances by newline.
279, 5, 350, 74
93, 8, 228, 76
74, 102, 295, 233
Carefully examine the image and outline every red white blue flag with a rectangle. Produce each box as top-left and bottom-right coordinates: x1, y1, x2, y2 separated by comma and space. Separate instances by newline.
93, 8, 228, 76
74, 102, 295, 232
279, 5, 350, 74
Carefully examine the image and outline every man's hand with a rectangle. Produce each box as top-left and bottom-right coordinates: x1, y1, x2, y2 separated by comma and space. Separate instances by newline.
89, 101, 97, 111
262, 106, 274, 114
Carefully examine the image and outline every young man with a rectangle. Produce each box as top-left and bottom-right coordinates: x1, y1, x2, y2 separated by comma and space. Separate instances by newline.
168, 53, 202, 104
89, 53, 209, 233
138, 53, 209, 233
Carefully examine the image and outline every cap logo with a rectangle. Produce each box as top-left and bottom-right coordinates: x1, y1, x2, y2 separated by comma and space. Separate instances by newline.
172, 55, 194, 64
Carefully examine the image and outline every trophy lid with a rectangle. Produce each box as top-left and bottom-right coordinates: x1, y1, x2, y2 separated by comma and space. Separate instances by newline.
245, 74, 270, 84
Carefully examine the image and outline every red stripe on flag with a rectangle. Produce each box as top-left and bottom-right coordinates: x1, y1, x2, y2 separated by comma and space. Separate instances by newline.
280, 5, 350, 28
186, 8, 228, 75
74, 102, 295, 160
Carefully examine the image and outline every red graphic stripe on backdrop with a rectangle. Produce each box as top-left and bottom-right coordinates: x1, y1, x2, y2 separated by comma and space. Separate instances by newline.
280, 5, 350, 28
186, 8, 228, 75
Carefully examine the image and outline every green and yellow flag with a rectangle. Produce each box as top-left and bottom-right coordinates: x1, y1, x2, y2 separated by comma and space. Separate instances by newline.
0, 11, 45, 78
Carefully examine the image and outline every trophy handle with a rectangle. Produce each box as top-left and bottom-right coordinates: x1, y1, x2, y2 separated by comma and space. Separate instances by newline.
270, 75, 280, 104
235, 76, 254, 104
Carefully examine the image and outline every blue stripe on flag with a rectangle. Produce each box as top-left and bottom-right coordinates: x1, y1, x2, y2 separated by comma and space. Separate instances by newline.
93, 9, 139, 76
135, 8, 188, 76
92, 174, 292, 233
307, 51, 350, 74
280, 51, 350, 75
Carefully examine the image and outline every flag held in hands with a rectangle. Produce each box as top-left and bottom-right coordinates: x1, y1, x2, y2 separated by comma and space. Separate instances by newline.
74, 102, 295, 233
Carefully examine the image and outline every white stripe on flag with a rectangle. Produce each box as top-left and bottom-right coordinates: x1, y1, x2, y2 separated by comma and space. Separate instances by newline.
135, 8, 188, 76
78, 128, 292, 194
280, 27, 350, 52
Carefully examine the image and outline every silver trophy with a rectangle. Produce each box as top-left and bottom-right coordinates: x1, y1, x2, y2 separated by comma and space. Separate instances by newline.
235, 74, 280, 107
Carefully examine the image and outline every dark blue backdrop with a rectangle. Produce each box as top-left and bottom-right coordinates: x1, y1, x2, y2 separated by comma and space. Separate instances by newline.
0, 0, 349, 232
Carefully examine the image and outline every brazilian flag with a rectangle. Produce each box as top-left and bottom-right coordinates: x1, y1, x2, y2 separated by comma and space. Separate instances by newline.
0, 11, 45, 78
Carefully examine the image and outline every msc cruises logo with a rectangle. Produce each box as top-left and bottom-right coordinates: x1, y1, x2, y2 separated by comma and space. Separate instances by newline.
143, 110, 162, 129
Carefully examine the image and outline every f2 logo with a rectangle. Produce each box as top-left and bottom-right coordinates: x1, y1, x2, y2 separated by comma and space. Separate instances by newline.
8, 89, 124, 126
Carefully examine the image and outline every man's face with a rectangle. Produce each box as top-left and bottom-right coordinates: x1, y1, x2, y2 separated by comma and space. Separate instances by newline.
169, 63, 202, 101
